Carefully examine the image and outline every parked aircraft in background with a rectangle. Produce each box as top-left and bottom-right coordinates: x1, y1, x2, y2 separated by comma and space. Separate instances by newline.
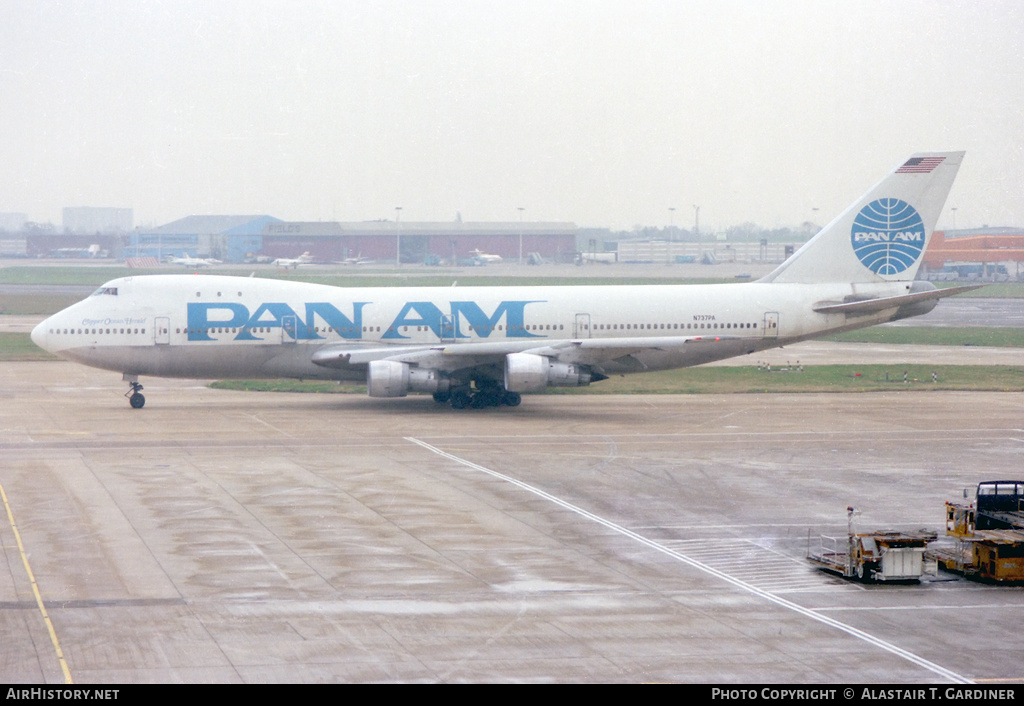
470, 249, 503, 263
272, 252, 314, 269
33, 152, 975, 410
166, 253, 221, 268
342, 254, 374, 265
578, 252, 616, 264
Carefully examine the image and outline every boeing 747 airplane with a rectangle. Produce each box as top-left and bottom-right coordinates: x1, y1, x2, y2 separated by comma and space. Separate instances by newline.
32, 152, 975, 409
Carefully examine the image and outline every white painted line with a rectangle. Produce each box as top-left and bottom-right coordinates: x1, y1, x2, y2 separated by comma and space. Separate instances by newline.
406, 436, 972, 684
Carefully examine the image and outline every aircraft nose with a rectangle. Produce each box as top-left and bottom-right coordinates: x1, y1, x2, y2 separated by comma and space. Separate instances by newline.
31, 317, 51, 352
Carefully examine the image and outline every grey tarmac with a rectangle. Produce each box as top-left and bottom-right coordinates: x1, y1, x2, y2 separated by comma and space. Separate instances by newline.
1, 361, 1022, 683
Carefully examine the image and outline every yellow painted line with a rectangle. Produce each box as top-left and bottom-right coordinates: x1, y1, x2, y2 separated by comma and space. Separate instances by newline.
974, 677, 1024, 683
0, 483, 73, 684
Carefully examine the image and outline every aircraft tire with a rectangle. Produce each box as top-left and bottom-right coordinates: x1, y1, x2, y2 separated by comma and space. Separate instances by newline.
472, 387, 506, 408
502, 391, 522, 407
129, 393, 146, 409
450, 390, 471, 410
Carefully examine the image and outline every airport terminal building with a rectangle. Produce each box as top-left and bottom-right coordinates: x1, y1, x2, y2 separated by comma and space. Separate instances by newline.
126, 217, 579, 264
10, 211, 1024, 280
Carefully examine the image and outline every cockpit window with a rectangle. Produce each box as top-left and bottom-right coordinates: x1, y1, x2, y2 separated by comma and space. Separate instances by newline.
91, 286, 118, 296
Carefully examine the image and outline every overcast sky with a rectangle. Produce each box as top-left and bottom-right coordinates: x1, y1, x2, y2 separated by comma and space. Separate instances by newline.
2, 0, 1022, 231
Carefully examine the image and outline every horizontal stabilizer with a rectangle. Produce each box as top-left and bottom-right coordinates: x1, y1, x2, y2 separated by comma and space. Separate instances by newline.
812, 285, 983, 315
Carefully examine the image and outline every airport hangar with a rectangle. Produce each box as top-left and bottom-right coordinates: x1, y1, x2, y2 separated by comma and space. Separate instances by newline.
123, 216, 580, 264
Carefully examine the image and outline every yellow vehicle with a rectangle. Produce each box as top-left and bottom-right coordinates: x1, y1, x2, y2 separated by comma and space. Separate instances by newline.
932, 481, 1024, 582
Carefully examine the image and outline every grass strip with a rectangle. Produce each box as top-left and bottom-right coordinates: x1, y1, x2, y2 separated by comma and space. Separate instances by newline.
831, 326, 1024, 347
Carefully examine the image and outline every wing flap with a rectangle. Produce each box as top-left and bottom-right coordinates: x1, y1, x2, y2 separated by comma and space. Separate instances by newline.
310, 344, 436, 368
520, 335, 737, 364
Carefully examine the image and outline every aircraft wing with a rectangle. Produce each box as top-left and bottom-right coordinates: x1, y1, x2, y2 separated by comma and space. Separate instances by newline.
310, 335, 745, 374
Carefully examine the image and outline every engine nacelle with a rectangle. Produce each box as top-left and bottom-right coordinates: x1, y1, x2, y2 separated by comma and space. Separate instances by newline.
504, 353, 592, 393
366, 360, 450, 398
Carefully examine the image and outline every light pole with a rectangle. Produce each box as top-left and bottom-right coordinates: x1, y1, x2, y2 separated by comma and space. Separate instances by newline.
693, 204, 700, 258
395, 206, 402, 266
517, 207, 525, 265
668, 207, 677, 264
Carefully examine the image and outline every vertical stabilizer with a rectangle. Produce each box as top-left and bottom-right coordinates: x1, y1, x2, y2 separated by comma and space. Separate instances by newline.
760, 152, 964, 284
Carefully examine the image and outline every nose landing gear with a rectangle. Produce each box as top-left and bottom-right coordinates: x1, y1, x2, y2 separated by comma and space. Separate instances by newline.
125, 380, 145, 409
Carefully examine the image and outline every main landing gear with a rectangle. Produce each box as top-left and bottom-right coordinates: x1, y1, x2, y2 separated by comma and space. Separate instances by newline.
125, 380, 145, 409
432, 380, 522, 410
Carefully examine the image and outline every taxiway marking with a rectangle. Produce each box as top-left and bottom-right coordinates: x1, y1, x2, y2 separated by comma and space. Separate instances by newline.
1, 483, 73, 684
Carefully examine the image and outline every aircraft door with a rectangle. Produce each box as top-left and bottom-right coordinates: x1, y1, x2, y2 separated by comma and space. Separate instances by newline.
574, 313, 591, 339
155, 317, 170, 345
763, 312, 779, 338
281, 315, 297, 343
439, 314, 455, 343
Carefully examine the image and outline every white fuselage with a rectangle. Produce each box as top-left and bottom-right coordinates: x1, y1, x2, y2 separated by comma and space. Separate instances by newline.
32, 274, 912, 382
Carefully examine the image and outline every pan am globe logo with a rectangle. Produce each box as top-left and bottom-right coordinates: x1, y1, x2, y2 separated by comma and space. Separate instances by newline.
851, 198, 926, 275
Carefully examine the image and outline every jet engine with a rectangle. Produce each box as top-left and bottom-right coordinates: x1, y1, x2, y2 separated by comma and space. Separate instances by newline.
503, 353, 593, 392
366, 360, 450, 398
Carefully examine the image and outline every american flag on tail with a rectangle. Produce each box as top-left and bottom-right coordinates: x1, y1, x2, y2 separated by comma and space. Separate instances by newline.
896, 156, 945, 173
